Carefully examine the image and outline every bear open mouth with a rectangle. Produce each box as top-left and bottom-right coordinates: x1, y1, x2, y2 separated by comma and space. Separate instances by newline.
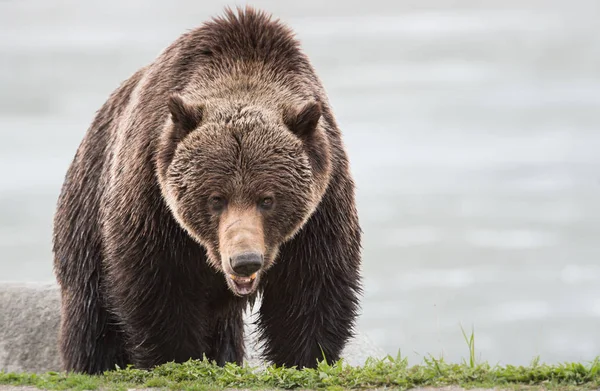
228, 272, 259, 296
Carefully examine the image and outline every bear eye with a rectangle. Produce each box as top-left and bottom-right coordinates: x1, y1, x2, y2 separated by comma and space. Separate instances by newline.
209, 195, 226, 213
259, 196, 274, 210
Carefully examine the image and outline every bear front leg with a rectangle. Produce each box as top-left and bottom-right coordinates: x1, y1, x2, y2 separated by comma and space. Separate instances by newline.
103, 275, 213, 370
58, 283, 129, 374
257, 195, 362, 368
208, 302, 246, 366
258, 258, 361, 368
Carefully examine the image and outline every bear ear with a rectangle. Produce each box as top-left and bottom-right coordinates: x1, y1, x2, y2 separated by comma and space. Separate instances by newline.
283, 101, 322, 140
167, 94, 204, 132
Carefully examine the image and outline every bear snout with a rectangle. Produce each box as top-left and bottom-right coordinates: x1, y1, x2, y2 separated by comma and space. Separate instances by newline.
218, 207, 266, 274
230, 252, 263, 276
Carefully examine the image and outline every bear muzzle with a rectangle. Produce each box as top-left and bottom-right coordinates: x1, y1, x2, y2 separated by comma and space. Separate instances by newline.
219, 207, 266, 296
228, 252, 263, 295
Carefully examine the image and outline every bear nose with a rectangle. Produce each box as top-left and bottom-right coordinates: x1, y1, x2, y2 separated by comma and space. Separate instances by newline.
230, 252, 263, 276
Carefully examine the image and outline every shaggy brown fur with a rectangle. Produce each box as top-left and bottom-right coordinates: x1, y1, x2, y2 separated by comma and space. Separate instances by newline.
53, 6, 362, 374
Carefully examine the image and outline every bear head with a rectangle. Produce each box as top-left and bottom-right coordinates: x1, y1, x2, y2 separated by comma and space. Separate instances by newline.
156, 94, 332, 296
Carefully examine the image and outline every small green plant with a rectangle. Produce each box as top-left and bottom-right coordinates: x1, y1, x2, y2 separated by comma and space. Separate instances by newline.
460, 324, 476, 368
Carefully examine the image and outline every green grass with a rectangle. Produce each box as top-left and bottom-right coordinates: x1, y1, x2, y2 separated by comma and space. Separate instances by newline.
1, 330, 598, 390
1, 354, 599, 391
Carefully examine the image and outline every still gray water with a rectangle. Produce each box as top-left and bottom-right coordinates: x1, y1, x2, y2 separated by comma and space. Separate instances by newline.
1, 0, 599, 365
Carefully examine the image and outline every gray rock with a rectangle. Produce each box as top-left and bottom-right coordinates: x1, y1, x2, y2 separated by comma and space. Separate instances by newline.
0, 282, 383, 373
0, 282, 61, 373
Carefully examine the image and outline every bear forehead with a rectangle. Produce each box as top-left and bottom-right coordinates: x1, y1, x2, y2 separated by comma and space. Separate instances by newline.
193, 119, 308, 160
185, 120, 304, 160
213, 102, 273, 126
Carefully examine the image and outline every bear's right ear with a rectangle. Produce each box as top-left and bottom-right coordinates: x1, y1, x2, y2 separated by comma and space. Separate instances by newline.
167, 94, 204, 132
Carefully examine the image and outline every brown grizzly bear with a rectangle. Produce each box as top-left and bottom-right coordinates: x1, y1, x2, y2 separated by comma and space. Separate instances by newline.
53, 6, 361, 374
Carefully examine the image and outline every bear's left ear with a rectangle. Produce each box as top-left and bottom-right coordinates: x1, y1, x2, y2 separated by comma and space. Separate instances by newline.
283, 101, 322, 140
167, 94, 204, 132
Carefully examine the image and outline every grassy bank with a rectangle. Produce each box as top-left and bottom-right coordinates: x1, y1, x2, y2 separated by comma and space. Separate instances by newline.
1, 354, 599, 391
